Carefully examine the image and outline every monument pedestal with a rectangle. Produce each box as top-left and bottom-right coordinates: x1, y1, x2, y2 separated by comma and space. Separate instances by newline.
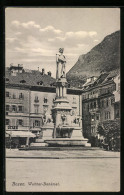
29, 48, 90, 148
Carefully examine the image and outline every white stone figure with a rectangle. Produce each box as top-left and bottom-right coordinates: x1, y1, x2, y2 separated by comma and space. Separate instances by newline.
56, 48, 66, 79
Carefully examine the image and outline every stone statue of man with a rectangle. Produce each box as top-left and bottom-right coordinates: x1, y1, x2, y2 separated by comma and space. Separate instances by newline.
56, 48, 66, 79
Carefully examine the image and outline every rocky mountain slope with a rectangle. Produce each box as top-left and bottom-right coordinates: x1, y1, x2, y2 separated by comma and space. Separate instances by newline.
67, 31, 120, 88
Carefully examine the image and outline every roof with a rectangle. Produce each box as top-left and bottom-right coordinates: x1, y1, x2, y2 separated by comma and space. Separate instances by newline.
82, 73, 115, 92
5, 69, 56, 87
105, 69, 120, 80
93, 73, 109, 86
5, 68, 84, 93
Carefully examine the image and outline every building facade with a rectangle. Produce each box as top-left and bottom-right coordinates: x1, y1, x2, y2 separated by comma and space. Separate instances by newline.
5, 65, 83, 147
113, 73, 120, 119
82, 72, 119, 140
5, 86, 30, 131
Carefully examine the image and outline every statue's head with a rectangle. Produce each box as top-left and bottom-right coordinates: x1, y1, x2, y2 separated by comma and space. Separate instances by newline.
59, 48, 64, 54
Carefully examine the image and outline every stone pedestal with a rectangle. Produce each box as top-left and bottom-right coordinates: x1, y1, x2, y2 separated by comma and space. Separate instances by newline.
71, 128, 84, 139
43, 129, 53, 139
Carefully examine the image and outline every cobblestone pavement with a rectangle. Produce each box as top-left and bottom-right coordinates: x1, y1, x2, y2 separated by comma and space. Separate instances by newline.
5, 148, 120, 192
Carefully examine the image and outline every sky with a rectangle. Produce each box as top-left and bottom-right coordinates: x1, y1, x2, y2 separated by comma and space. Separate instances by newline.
5, 8, 120, 78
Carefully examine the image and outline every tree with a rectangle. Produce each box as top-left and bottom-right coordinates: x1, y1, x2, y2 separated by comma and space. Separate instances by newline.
97, 119, 120, 151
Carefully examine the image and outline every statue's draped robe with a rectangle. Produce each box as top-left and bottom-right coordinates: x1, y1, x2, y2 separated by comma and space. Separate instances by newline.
56, 54, 66, 79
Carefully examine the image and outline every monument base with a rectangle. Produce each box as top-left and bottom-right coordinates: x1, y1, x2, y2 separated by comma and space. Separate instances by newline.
29, 127, 91, 148
44, 138, 90, 147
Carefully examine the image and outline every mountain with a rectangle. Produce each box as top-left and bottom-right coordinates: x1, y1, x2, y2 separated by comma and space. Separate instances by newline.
67, 31, 120, 88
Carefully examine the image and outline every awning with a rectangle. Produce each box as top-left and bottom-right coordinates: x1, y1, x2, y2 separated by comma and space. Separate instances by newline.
6, 131, 36, 138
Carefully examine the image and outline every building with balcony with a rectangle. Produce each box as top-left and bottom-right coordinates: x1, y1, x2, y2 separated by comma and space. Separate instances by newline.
82, 72, 119, 140
5, 64, 83, 147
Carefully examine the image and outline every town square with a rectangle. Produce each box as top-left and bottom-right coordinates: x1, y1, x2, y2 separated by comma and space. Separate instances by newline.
5, 8, 120, 192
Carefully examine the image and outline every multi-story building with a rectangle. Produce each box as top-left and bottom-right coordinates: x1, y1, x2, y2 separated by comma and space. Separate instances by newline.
82, 72, 119, 139
113, 73, 120, 119
5, 64, 83, 147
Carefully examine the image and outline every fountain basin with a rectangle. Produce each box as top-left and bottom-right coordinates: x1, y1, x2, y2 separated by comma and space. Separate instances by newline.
44, 138, 89, 147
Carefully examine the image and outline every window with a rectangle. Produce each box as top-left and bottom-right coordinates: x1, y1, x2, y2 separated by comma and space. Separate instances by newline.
108, 112, 111, 119
105, 112, 107, 120
19, 93, 24, 99
20, 80, 26, 83
90, 103, 93, 109
105, 111, 111, 120
18, 119, 23, 126
91, 126, 95, 133
106, 99, 109, 107
6, 119, 9, 125
115, 109, 120, 119
111, 97, 115, 105
94, 101, 96, 108
34, 120, 40, 127
96, 115, 99, 120
34, 105, 39, 114
73, 96, 76, 104
6, 78, 9, 82
44, 97, 48, 103
107, 88, 109, 93
12, 105, 17, 112
6, 92, 9, 97
37, 81, 43, 86
18, 106, 23, 112
101, 100, 104, 108
6, 105, 9, 111
34, 96, 39, 103
91, 115, 95, 121
13, 93, 16, 99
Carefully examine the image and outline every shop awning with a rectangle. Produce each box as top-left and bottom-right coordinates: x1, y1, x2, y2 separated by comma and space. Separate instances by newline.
6, 131, 36, 138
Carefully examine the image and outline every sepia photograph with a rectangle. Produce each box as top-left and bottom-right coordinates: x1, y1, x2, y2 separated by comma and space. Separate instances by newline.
5, 7, 120, 192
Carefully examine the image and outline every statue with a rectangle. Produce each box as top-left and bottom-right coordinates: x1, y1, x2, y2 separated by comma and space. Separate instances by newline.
56, 48, 66, 79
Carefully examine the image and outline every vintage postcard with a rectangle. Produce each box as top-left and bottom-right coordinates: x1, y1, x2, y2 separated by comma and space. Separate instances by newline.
5, 7, 120, 192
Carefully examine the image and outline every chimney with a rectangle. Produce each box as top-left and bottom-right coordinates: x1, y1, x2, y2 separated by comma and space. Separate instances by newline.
42, 68, 45, 75
47, 71, 51, 76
